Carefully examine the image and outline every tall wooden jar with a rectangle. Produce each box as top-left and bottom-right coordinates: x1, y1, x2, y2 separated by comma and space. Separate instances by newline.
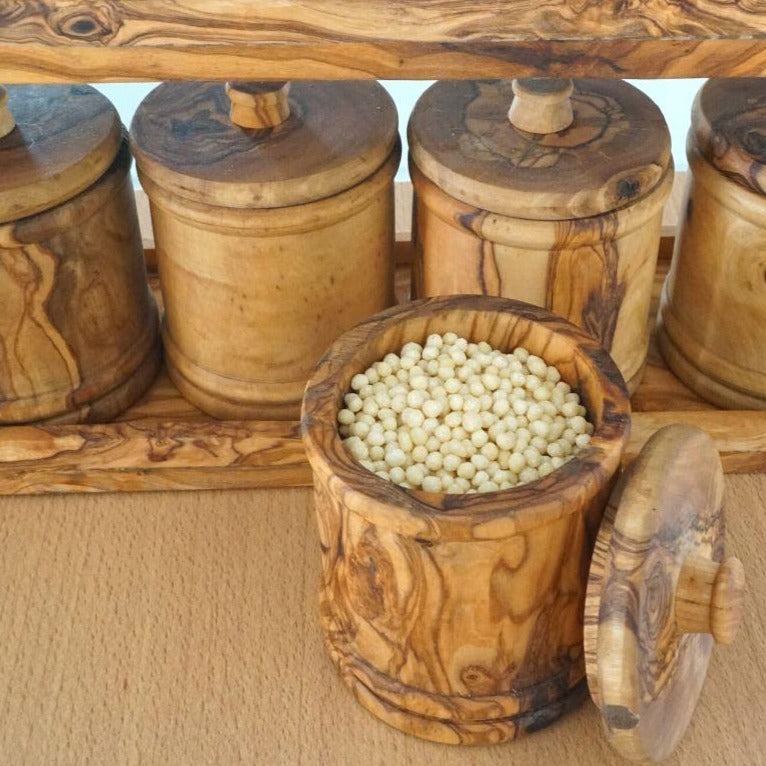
0, 85, 160, 424
131, 81, 400, 420
302, 296, 746, 760
658, 79, 766, 408
409, 79, 673, 394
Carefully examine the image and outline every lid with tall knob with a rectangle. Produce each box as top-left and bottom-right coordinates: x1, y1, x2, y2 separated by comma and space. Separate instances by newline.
585, 424, 745, 762
0, 84, 122, 224
130, 80, 399, 210
408, 78, 672, 220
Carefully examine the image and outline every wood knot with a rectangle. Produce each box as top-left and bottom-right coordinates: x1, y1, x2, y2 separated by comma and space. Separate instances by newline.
48, 3, 120, 43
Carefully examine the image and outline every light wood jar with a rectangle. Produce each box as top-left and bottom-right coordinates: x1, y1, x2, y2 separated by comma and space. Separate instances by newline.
658, 79, 766, 408
408, 79, 673, 394
0, 85, 160, 424
302, 296, 745, 761
131, 81, 400, 420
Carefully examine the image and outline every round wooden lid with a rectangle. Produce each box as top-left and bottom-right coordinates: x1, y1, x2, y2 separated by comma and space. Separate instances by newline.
692, 78, 766, 195
130, 81, 399, 210
408, 79, 671, 220
584, 425, 746, 762
0, 84, 123, 224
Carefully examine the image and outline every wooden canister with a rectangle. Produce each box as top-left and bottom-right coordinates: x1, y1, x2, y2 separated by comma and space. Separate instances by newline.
409, 79, 673, 393
302, 296, 746, 758
131, 81, 400, 420
0, 85, 160, 424
657, 79, 766, 408
302, 296, 631, 744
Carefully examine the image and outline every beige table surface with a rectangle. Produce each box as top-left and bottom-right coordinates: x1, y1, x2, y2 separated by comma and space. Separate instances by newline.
1, 478, 764, 766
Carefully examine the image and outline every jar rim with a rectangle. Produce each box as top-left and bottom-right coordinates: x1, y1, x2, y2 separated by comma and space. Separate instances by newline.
301, 296, 631, 542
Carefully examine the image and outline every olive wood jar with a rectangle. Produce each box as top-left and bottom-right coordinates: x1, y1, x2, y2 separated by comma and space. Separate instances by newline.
658, 79, 766, 408
131, 81, 400, 420
408, 79, 673, 394
0, 85, 160, 424
302, 296, 745, 761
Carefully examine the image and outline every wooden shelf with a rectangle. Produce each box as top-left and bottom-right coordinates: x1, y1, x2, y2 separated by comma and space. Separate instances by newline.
3, 1, 766, 82
3, 177, 766, 495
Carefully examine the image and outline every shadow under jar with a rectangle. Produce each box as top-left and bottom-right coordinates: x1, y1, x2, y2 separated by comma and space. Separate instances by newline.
0, 85, 160, 424
657, 78, 766, 409
131, 80, 400, 420
408, 79, 673, 395
302, 296, 746, 762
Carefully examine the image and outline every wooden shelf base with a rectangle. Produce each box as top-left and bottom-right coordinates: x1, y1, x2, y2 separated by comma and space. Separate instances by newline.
2, 244, 765, 495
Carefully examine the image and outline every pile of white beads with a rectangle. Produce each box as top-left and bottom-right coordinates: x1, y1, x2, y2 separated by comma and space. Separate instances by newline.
338, 333, 594, 494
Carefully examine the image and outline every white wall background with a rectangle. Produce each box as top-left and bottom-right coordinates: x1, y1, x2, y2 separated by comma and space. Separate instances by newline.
96, 80, 705, 183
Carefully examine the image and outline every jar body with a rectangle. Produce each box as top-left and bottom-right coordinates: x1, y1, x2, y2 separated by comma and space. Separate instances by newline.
411, 163, 673, 393
141, 147, 398, 420
658, 149, 766, 408
313, 474, 609, 744
0, 142, 160, 424
303, 296, 630, 746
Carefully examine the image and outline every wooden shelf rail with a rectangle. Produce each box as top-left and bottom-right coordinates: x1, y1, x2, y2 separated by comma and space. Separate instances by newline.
3, 1, 766, 83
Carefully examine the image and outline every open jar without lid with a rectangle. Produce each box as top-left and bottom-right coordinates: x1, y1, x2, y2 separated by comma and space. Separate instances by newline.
302, 295, 745, 762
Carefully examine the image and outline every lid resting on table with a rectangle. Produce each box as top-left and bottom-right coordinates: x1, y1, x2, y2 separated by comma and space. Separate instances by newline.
584, 424, 745, 762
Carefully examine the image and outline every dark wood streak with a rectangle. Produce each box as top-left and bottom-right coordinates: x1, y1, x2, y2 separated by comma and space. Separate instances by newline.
303, 296, 630, 744
548, 214, 626, 351
5, 3, 766, 82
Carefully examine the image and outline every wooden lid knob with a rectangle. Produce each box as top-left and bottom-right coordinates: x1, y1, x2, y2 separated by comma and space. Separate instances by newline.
0, 86, 16, 140
508, 78, 574, 134
225, 81, 291, 129
675, 555, 746, 645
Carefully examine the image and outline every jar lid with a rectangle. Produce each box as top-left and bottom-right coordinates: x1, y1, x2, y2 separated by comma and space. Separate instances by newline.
692, 78, 766, 195
408, 79, 672, 220
130, 81, 399, 210
585, 425, 745, 762
0, 84, 123, 224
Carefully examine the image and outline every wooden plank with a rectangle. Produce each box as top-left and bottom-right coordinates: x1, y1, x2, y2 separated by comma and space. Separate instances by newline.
0, 479, 763, 764
3, 3, 766, 82
627, 411, 766, 474
2, 408, 764, 495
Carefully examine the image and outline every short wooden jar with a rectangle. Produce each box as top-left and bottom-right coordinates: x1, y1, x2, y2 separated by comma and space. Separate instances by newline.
131, 81, 400, 420
0, 85, 160, 424
302, 296, 745, 762
658, 79, 766, 408
408, 79, 673, 393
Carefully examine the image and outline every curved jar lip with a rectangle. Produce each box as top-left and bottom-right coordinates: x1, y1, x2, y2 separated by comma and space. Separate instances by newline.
301, 296, 631, 542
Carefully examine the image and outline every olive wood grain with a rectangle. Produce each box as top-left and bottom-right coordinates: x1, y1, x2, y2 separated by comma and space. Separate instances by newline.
131, 80, 399, 210
585, 425, 742, 762
657, 81, 766, 408
675, 555, 745, 646
408, 79, 671, 220
225, 81, 290, 129
508, 78, 574, 134
0, 86, 15, 139
410, 162, 672, 393
6, 2, 766, 82
0, 140, 160, 424
0, 84, 123, 223
302, 295, 631, 744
